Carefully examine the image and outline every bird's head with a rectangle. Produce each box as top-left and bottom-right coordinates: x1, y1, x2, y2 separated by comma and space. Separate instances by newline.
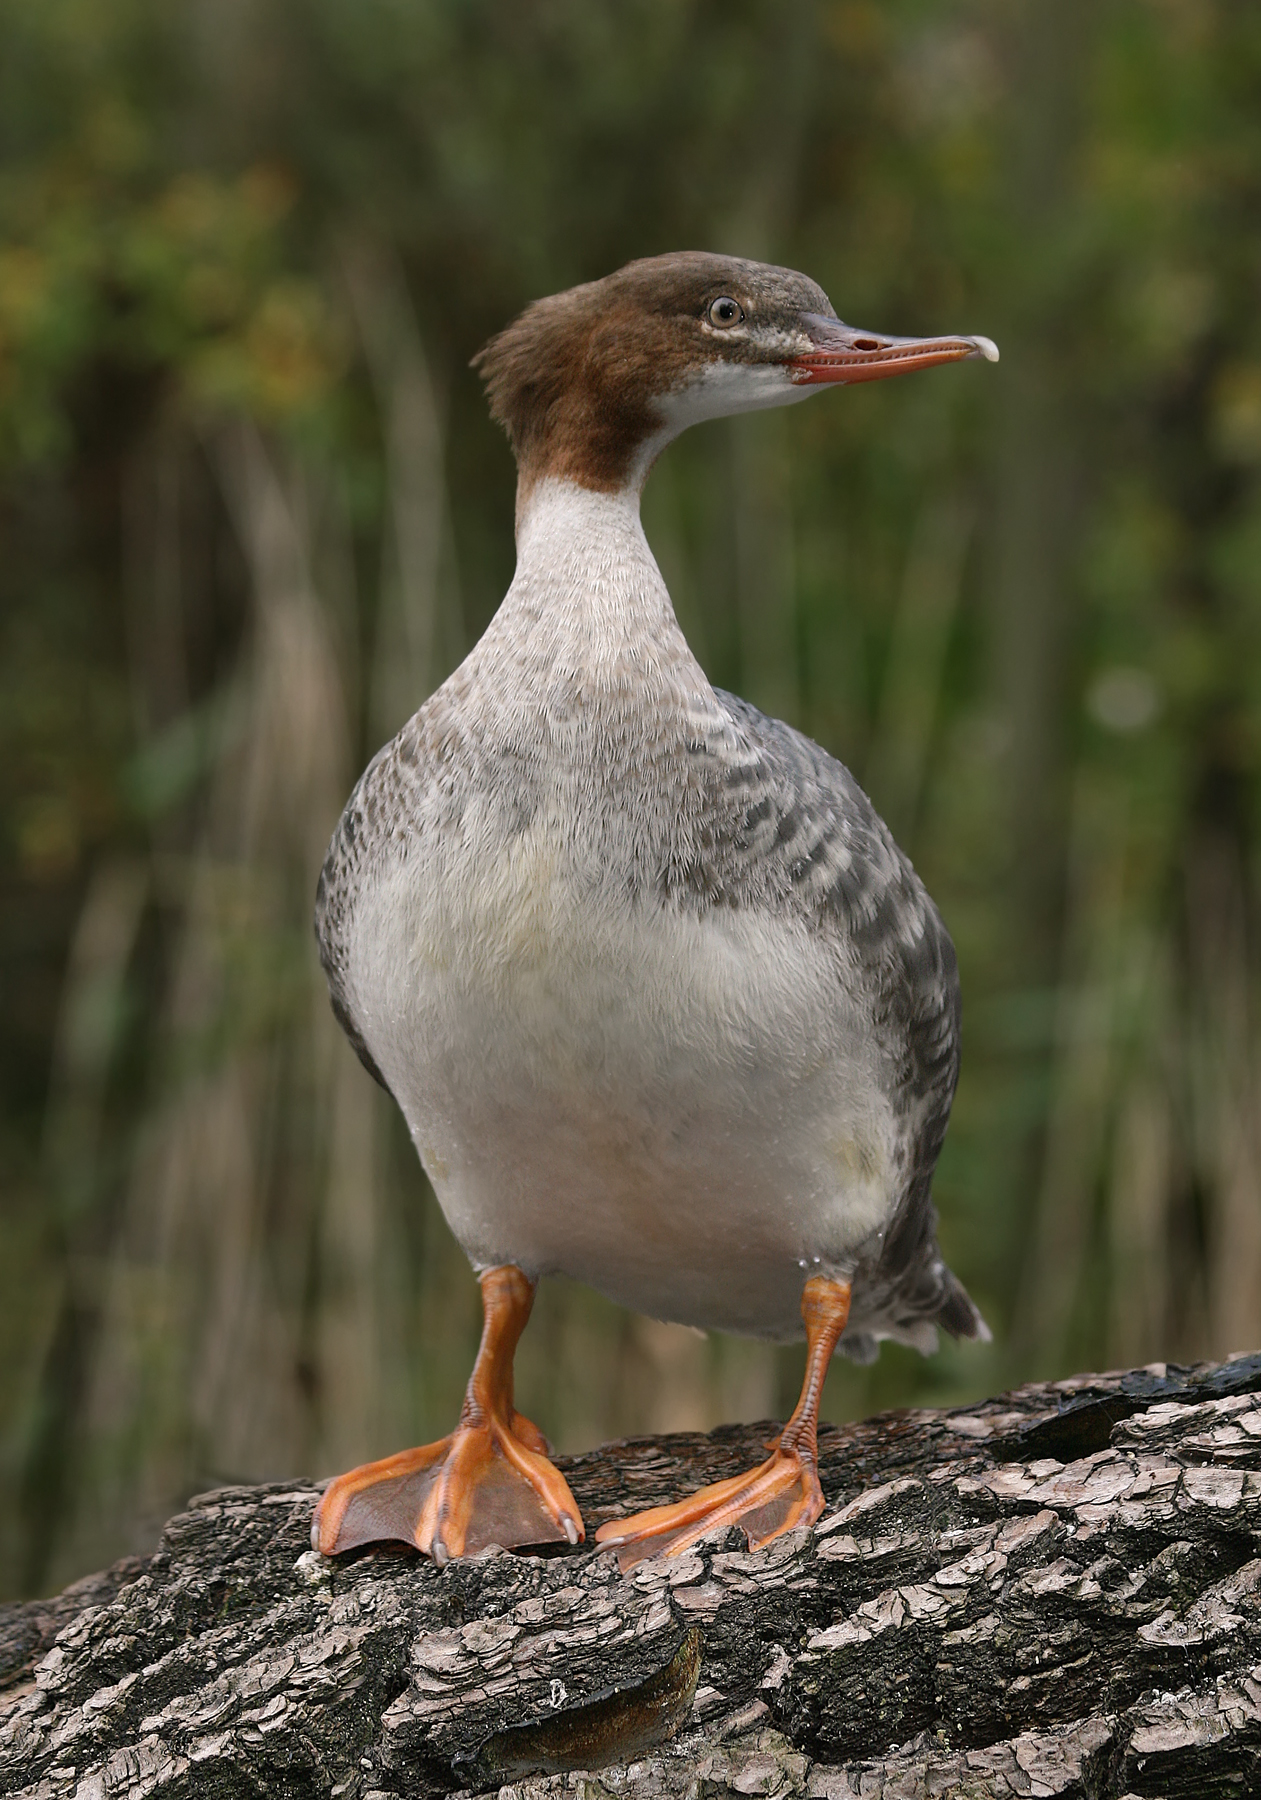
473, 252, 998, 514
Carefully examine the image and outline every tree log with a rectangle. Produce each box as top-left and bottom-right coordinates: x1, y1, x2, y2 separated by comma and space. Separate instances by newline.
4, 1356, 1261, 1798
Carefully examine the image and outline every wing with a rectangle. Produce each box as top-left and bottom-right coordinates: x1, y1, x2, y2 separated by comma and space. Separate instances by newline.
314, 742, 394, 1092
700, 690, 984, 1348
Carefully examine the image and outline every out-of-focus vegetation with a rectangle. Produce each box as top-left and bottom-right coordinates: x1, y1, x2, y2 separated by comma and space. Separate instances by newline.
4, 0, 1261, 1601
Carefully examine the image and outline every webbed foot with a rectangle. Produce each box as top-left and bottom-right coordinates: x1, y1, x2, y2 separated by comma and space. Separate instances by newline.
312, 1266, 583, 1562
595, 1275, 851, 1571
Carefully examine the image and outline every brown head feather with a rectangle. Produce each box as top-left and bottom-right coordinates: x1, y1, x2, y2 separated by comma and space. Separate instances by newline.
472, 252, 834, 503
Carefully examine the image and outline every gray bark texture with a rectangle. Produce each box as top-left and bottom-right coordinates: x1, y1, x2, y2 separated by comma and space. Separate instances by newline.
4, 1354, 1261, 1799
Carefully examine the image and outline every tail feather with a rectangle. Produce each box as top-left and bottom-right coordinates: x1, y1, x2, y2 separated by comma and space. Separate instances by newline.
937, 1267, 991, 1343
848, 1179, 991, 1357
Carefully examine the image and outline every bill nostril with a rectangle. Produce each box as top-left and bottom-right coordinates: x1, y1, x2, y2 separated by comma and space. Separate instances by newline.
853, 337, 881, 351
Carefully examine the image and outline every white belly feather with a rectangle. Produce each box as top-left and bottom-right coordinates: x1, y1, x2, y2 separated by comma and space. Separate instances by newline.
350, 803, 896, 1341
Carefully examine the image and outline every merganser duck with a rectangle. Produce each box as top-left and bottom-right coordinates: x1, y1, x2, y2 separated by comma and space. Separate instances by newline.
312, 253, 997, 1568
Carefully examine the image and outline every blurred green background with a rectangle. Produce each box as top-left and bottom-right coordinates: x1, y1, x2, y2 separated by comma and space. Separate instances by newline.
5, 0, 1261, 1603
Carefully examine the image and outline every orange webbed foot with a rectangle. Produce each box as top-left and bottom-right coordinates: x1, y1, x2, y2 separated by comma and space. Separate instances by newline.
594, 1444, 822, 1570
312, 1408, 582, 1562
311, 1266, 584, 1564
595, 1274, 852, 1571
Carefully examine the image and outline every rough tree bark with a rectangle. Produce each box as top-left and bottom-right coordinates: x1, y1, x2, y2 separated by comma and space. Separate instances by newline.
4, 1355, 1261, 1799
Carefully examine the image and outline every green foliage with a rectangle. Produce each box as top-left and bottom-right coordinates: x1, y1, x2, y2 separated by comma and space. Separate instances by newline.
4, 0, 1261, 1599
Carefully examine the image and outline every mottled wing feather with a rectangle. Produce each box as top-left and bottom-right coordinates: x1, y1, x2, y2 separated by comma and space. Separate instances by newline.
315, 745, 392, 1092
706, 691, 984, 1347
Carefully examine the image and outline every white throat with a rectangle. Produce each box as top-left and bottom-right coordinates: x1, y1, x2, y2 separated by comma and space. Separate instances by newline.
476, 479, 706, 708
510, 479, 674, 627
632, 359, 814, 488
514, 476, 646, 562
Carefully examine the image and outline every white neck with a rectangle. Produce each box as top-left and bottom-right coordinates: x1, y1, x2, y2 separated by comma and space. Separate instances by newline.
514, 476, 646, 562
463, 479, 705, 714
505, 479, 682, 642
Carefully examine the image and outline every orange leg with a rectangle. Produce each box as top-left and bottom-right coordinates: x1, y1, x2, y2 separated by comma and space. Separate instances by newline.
595, 1275, 851, 1570
312, 1265, 584, 1564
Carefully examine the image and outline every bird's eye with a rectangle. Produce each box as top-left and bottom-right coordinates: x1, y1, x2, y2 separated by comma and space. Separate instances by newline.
708, 296, 744, 328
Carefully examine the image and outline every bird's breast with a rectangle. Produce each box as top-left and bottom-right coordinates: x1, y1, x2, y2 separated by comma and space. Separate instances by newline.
345, 792, 902, 1329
